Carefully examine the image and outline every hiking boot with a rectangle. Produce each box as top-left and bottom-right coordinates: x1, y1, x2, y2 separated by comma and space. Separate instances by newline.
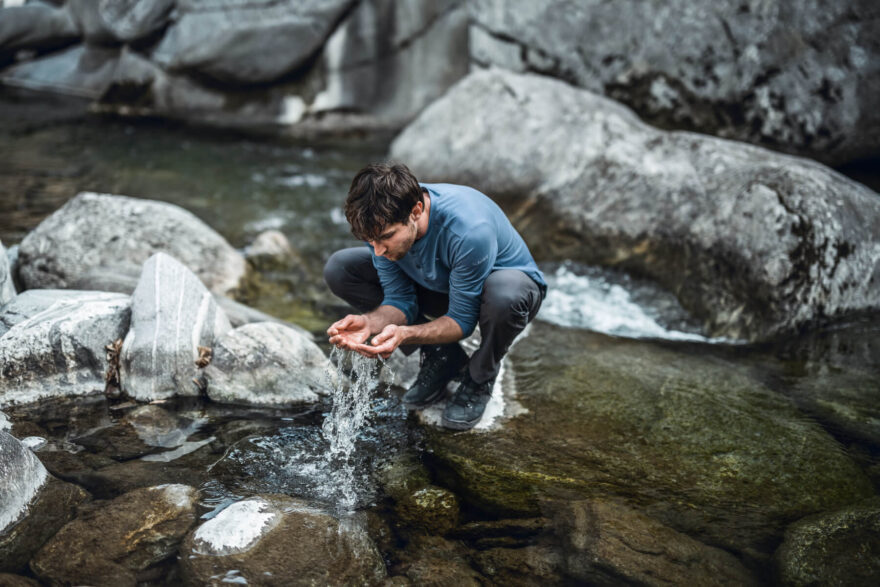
441, 372, 494, 430
402, 343, 468, 408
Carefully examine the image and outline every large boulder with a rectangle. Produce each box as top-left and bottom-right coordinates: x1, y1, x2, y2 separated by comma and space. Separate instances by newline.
120, 252, 232, 402
150, 0, 355, 85
18, 192, 246, 295
30, 484, 198, 586
0, 289, 118, 338
468, 0, 880, 165
67, 0, 174, 45
0, 239, 14, 309
312, 0, 469, 125
0, 44, 119, 99
0, 291, 130, 407
0, 430, 89, 574
425, 322, 875, 558
0, 2, 79, 62
774, 497, 880, 586
204, 322, 331, 407
179, 495, 386, 585
391, 69, 880, 341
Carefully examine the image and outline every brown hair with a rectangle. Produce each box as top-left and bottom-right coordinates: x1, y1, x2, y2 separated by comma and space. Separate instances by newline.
344, 162, 423, 241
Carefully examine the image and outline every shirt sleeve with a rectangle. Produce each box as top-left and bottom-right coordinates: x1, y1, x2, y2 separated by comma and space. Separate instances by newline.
446, 223, 497, 337
371, 248, 419, 324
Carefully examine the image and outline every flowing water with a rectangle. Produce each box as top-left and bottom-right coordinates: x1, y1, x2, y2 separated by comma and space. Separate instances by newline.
2, 90, 879, 584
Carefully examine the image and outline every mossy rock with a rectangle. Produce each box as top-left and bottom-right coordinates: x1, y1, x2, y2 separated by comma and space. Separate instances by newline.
426, 323, 875, 556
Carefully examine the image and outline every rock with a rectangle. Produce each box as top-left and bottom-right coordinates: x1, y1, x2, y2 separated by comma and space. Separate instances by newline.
213, 294, 311, 336
425, 322, 875, 557
551, 499, 757, 585
391, 69, 880, 341
3, 244, 19, 294
0, 2, 79, 61
312, 0, 469, 125
0, 44, 119, 99
67, 0, 174, 44
467, 0, 880, 165
0, 573, 39, 587
394, 534, 482, 585
31, 484, 198, 586
244, 229, 299, 271
180, 495, 386, 586
378, 454, 459, 535
67, 263, 141, 294
0, 289, 123, 338
120, 252, 232, 402
151, 0, 355, 85
774, 497, 880, 586
17, 192, 246, 295
0, 430, 89, 574
0, 240, 14, 309
472, 546, 563, 586
204, 322, 330, 407
0, 291, 130, 407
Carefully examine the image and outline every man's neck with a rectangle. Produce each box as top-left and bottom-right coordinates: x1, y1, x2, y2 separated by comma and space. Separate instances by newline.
416, 190, 431, 240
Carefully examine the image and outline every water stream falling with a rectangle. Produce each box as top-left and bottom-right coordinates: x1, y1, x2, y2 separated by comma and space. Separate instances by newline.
321, 347, 390, 511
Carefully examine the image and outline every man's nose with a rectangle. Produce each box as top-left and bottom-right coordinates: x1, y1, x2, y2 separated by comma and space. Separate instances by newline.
372, 242, 386, 256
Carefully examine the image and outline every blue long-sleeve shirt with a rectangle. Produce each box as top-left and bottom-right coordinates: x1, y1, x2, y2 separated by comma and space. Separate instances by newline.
369, 183, 546, 337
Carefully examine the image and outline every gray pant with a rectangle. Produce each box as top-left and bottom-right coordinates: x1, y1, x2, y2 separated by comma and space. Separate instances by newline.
323, 247, 544, 383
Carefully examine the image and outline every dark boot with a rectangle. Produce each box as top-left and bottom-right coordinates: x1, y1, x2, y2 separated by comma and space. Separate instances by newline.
402, 343, 468, 408
441, 371, 494, 430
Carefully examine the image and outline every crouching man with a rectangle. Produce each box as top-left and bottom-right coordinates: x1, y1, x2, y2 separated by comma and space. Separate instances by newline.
324, 163, 546, 430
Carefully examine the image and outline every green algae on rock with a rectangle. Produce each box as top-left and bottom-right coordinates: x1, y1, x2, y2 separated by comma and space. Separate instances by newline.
426, 323, 875, 556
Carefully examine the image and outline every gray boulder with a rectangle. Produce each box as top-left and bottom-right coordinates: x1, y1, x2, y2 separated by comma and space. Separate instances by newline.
391, 69, 880, 341
0, 429, 48, 538
0, 291, 130, 407
0, 44, 119, 99
774, 497, 880, 586
204, 322, 331, 407
312, 0, 469, 125
468, 0, 880, 165
180, 495, 386, 585
67, 0, 174, 44
18, 192, 246, 296
120, 252, 232, 402
31, 484, 198, 586
151, 0, 355, 85
0, 2, 79, 61
0, 239, 15, 309
0, 289, 119, 338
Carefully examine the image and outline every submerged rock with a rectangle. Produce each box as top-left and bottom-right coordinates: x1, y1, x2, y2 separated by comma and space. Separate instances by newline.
379, 453, 459, 535
425, 322, 874, 558
180, 495, 386, 586
468, 0, 880, 165
0, 292, 130, 407
774, 497, 880, 586
151, 0, 355, 85
394, 534, 483, 585
30, 484, 198, 587
392, 69, 880, 341
18, 192, 246, 296
120, 252, 232, 402
0, 239, 15, 309
204, 322, 331, 407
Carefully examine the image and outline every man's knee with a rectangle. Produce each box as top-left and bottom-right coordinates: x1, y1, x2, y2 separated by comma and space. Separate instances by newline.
481, 270, 541, 323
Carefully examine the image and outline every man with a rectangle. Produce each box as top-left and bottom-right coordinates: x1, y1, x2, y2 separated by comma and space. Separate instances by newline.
324, 163, 546, 430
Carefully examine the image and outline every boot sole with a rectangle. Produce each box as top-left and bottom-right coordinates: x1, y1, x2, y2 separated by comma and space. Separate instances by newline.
441, 415, 480, 430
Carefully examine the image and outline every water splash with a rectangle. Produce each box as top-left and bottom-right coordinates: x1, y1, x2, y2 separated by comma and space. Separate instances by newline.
321, 347, 388, 511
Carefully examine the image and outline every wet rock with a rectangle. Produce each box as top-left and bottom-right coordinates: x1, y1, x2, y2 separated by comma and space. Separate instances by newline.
774, 497, 880, 586
0, 288, 124, 338
472, 546, 563, 586
313, 0, 469, 125
67, 0, 174, 44
0, 44, 119, 99
0, 573, 39, 587
151, 0, 355, 85
468, 0, 880, 165
0, 429, 46, 562
0, 239, 14, 309
450, 517, 548, 549
379, 453, 459, 535
552, 499, 757, 585
75, 458, 210, 500
392, 69, 880, 341
394, 534, 482, 585
31, 484, 198, 586
425, 323, 874, 557
18, 192, 247, 296
180, 495, 386, 586
204, 322, 330, 407
120, 252, 232, 402
0, 292, 130, 407
0, 2, 78, 61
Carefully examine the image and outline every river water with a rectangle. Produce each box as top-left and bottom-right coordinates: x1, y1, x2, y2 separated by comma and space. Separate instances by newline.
2, 92, 879, 584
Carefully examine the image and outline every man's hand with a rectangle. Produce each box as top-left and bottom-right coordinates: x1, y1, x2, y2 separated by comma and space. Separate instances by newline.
327, 314, 371, 352
354, 325, 408, 359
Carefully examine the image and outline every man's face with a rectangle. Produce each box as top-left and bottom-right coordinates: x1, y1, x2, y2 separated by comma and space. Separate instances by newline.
369, 218, 417, 261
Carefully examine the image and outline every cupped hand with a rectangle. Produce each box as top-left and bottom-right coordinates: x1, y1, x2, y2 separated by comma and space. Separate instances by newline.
327, 314, 370, 351
353, 324, 406, 359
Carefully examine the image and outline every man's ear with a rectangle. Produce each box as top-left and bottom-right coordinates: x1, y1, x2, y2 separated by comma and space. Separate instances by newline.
411, 200, 424, 219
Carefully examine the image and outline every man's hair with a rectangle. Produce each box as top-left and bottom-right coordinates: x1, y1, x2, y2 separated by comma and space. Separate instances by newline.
345, 162, 423, 241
